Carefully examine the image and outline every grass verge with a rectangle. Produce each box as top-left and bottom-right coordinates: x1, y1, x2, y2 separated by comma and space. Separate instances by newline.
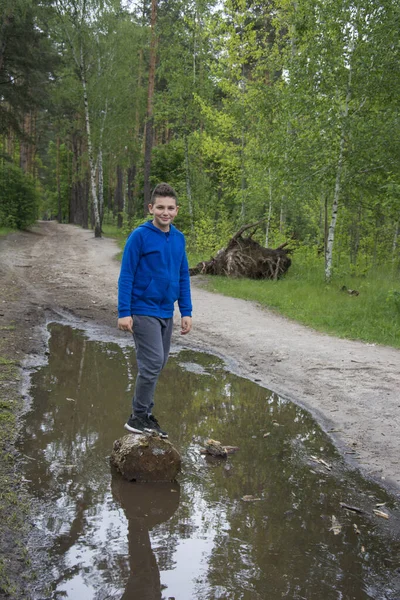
188, 251, 400, 348
0, 227, 14, 238
102, 224, 127, 260
0, 276, 34, 597
103, 227, 400, 348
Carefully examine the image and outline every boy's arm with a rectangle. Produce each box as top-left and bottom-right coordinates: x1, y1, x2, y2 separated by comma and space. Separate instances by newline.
180, 315, 192, 335
118, 316, 133, 333
118, 230, 142, 320
178, 241, 192, 334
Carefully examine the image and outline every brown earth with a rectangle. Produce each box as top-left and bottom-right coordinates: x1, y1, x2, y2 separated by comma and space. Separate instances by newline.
1, 220, 400, 497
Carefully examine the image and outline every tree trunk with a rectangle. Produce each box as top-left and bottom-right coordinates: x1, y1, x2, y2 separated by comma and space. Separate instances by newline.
265, 168, 272, 247
324, 193, 328, 258
0, 12, 12, 74
19, 112, 32, 173
69, 129, 88, 229
30, 110, 37, 178
69, 133, 79, 225
83, 172, 89, 229
79, 43, 101, 237
184, 136, 194, 231
127, 165, 136, 219
129, 44, 144, 220
98, 148, 104, 228
66, 138, 71, 223
56, 135, 62, 222
143, 0, 157, 214
115, 165, 124, 229
325, 53, 353, 282
279, 203, 285, 234
325, 136, 345, 281
97, 102, 107, 230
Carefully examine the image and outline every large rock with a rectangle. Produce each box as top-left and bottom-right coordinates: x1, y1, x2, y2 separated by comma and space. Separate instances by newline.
110, 433, 181, 482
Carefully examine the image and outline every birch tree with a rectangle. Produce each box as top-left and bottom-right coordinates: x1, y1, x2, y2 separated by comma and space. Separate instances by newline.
54, 0, 119, 237
325, 23, 355, 281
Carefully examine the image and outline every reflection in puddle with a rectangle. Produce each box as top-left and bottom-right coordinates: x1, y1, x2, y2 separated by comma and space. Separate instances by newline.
111, 479, 180, 600
20, 324, 400, 599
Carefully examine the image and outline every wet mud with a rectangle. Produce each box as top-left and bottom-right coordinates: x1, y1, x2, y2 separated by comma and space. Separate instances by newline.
19, 323, 400, 600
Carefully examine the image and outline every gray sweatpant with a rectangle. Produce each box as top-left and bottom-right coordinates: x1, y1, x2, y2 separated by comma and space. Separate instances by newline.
131, 315, 173, 417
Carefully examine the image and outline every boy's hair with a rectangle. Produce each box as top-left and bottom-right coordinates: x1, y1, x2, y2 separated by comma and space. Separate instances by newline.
150, 182, 178, 205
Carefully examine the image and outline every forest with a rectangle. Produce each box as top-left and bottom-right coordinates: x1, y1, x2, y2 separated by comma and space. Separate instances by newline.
1, 0, 400, 284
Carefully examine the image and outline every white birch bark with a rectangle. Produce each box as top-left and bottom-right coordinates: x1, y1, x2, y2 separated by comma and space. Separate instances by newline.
97, 99, 108, 227
265, 168, 272, 248
325, 50, 353, 281
80, 43, 101, 237
192, 3, 197, 85
97, 148, 104, 224
57, 4, 102, 237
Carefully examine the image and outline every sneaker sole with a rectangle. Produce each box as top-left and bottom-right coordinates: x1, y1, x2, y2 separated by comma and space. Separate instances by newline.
124, 423, 147, 434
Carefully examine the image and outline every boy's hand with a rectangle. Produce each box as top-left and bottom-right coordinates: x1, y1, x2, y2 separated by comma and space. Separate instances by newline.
118, 316, 133, 333
180, 316, 192, 335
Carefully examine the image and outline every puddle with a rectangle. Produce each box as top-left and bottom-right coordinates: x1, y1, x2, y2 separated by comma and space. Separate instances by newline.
19, 324, 400, 599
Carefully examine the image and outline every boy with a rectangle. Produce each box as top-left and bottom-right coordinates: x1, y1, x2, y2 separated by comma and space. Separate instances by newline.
117, 182, 192, 438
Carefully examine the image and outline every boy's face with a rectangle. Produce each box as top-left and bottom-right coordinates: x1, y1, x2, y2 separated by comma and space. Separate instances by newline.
149, 196, 179, 231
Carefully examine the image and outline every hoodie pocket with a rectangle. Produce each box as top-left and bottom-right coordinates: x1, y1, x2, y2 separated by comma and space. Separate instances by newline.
164, 280, 180, 304
134, 277, 169, 304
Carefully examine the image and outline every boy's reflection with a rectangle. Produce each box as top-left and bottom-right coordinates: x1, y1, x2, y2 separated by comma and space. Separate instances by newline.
112, 475, 180, 600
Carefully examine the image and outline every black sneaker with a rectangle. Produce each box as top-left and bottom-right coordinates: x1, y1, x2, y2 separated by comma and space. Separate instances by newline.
147, 414, 168, 438
124, 414, 149, 434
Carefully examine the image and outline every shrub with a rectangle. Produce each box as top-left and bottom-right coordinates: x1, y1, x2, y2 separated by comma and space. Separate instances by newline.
188, 210, 234, 256
0, 162, 39, 229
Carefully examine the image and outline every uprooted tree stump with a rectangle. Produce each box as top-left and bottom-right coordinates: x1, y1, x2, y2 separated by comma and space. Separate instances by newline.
189, 220, 292, 280
110, 433, 181, 482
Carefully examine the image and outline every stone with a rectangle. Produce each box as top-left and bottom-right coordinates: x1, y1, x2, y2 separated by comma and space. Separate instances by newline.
201, 439, 228, 458
110, 433, 181, 482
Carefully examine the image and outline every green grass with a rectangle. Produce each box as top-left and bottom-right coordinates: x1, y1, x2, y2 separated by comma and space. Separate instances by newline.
0, 356, 15, 365
102, 224, 127, 260
105, 229, 400, 348
0, 227, 14, 237
188, 250, 400, 348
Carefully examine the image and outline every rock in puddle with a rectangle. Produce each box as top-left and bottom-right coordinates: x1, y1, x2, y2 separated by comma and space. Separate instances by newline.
111, 433, 181, 482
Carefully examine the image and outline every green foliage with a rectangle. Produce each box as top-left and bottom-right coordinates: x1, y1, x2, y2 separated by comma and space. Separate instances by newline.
0, 162, 39, 229
39, 141, 71, 221
386, 289, 400, 314
102, 209, 146, 237
5, 0, 400, 278
150, 140, 185, 186
287, 243, 325, 281
0, 0, 59, 136
188, 209, 235, 256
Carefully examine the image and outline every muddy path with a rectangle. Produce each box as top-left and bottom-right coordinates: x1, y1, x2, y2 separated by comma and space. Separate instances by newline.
2, 220, 400, 494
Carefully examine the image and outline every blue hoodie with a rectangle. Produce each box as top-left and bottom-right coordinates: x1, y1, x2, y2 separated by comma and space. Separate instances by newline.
118, 221, 192, 319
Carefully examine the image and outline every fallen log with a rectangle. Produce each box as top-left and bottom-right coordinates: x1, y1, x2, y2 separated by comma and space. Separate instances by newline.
189, 220, 292, 280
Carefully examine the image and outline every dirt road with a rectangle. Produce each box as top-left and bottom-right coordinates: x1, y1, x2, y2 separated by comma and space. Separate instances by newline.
2, 221, 400, 493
